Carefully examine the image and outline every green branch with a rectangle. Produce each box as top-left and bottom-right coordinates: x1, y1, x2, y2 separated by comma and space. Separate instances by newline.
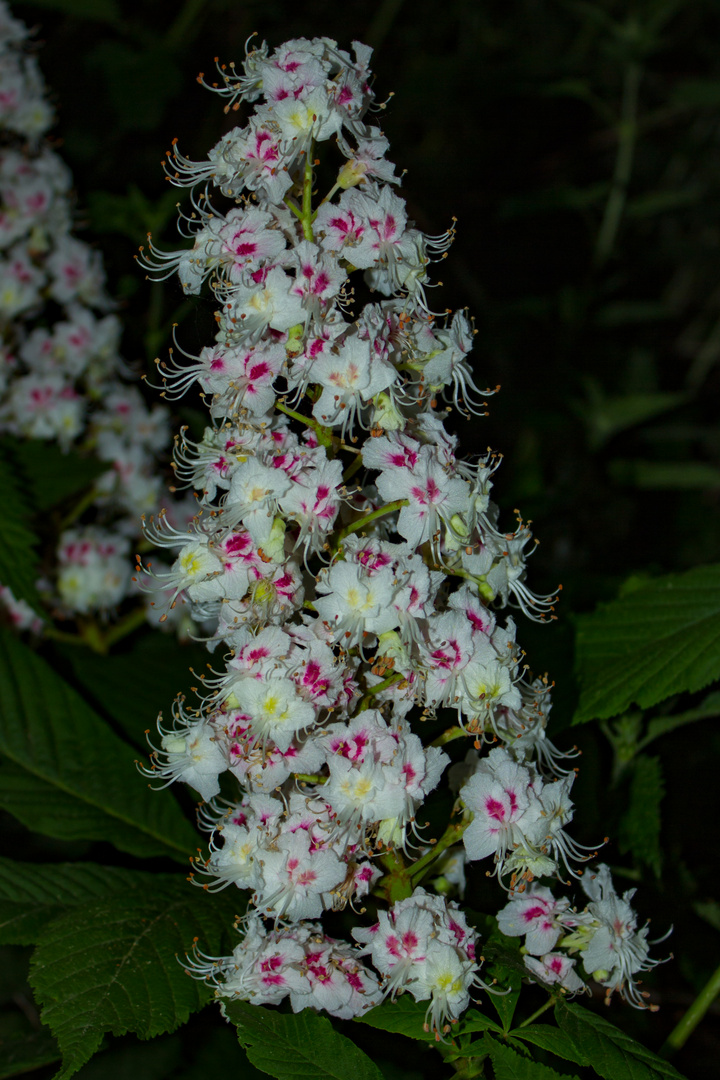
409, 815, 470, 885
335, 499, 408, 546
661, 960, 720, 1057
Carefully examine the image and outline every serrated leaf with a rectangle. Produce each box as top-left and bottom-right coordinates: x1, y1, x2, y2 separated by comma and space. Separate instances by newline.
510, 1024, 589, 1066
0, 629, 197, 861
354, 996, 437, 1042
574, 565, 720, 723
487, 968, 522, 1031
486, 1035, 579, 1079
555, 1002, 688, 1080
618, 756, 664, 871
462, 1008, 505, 1036
29, 879, 241, 1080
355, 996, 502, 1043
0, 453, 42, 615
0, 858, 153, 945
225, 1000, 384, 1080
11, 441, 108, 512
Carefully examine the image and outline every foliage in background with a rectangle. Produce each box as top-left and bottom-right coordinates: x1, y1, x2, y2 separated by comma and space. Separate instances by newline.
1, 0, 719, 1078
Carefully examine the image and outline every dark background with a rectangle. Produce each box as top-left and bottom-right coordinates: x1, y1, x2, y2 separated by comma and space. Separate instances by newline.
5, 0, 720, 1076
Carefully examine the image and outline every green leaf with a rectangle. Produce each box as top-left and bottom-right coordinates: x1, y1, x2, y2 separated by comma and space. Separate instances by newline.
0, 453, 42, 615
572, 389, 684, 449
609, 460, 720, 491
356, 996, 502, 1043
0, 858, 152, 945
0, 629, 197, 861
30, 878, 240, 1080
486, 1036, 579, 1079
487, 968, 522, 1031
59, 632, 210, 749
618, 755, 664, 871
462, 1009, 506, 1036
225, 1000, 385, 1080
574, 564, 720, 723
10, 440, 108, 512
511, 1024, 589, 1066
555, 1002, 688, 1080
354, 996, 437, 1042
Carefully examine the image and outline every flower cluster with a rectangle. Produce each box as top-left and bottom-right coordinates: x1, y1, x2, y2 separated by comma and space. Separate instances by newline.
0, 2, 177, 625
140, 36, 665, 1030
497, 865, 668, 1008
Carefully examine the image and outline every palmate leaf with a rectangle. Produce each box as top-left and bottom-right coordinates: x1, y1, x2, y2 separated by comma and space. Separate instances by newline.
0, 858, 153, 945
573, 564, 720, 723
225, 1000, 384, 1080
485, 1036, 579, 1079
554, 1002, 688, 1080
510, 1023, 589, 1067
0, 629, 197, 861
29, 877, 242, 1080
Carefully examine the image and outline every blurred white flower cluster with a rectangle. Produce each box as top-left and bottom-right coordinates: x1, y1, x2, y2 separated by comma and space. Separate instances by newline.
0, 1, 182, 626
139, 36, 666, 1032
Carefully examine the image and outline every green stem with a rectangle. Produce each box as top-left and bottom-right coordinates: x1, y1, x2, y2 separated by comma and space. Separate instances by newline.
637, 704, 720, 753
312, 181, 340, 220
102, 605, 149, 649
336, 499, 408, 546
358, 671, 404, 710
409, 816, 470, 884
660, 961, 720, 1056
342, 451, 364, 485
376, 848, 414, 902
164, 0, 206, 49
43, 626, 86, 646
431, 725, 467, 747
275, 399, 333, 449
515, 996, 556, 1030
301, 150, 314, 241
60, 486, 99, 530
77, 619, 108, 655
595, 60, 641, 265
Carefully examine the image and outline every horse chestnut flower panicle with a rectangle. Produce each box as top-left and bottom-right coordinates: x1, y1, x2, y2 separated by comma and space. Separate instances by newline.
139, 35, 666, 1030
